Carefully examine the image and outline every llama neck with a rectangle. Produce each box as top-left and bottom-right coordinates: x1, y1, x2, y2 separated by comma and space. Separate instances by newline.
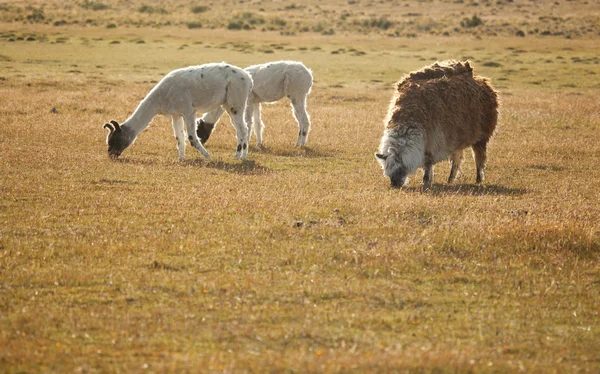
122, 92, 160, 137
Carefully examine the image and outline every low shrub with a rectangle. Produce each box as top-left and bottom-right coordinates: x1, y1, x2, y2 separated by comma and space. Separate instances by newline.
461, 15, 483, 28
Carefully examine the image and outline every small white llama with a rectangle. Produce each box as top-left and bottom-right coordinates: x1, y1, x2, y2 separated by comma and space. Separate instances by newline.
103, 62, 253, 160
196, 60, 313, 147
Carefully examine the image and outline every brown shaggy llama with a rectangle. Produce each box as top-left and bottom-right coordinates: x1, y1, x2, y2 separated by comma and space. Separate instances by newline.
375, 60, 499, 189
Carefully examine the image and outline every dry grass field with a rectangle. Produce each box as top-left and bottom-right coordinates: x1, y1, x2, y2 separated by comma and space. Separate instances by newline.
1, 0, 599, 372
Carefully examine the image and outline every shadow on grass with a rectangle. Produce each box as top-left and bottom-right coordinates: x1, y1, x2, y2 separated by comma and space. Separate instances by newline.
253, 145, 333, 158
403, 183, 528, 196
94, 178, 140, 185
108, 155, 270, 175
188, 159, 272, 175
112, 157, 158, 166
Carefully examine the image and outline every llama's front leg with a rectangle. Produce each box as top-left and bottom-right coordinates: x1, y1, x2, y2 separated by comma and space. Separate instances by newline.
184, 112, 210, 159
291, 96, 311, 147
423, 163, 434, 190
172, 116, 186, 160
225, 107, 249, 160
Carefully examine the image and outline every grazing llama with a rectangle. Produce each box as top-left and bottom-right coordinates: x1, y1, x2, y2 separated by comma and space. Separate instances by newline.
196, 60, 313, 147
375, 60, 498, 189
103, 62, 252, 160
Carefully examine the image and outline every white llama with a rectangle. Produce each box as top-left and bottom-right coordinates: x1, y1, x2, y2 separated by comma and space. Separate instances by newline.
103, 62, 253, 160
196, 60, 313, 147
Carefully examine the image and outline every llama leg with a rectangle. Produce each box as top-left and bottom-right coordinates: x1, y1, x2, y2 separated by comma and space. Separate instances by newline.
423, 163, 434, 189
184, 112, 210, 159
448, 150, 464, 184
472, 141, 488, 184
252, 103, 264, 146
244, 103, 255, 145
225, 107, 249, 160
172, 115, 186, 161
291, 96, 311, 147
196, 107, 225, 145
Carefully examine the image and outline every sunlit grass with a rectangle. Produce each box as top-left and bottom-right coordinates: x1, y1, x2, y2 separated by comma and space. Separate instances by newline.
1, 2, 599, 372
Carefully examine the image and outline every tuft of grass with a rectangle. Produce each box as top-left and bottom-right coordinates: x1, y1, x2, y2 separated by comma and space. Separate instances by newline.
226, 12, 265, 30
362, 16, 394, 30
227, 20, 245, 30
138, 4, 168, 14
25, 8, 45, 23
80, 0, 110, 11
186, 21, 202, 29
482, 61, 502, 67
461, 14, 483, 28
191, 5, 209, 13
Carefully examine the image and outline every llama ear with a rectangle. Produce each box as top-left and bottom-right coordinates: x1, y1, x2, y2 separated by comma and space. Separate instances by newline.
103, 123, 115, 133
375, 153, 388, 161
110, 120, 121, 132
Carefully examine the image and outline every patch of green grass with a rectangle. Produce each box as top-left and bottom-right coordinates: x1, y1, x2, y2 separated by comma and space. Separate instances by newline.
191, 5, 209, 14
461, 14, 483, 28
138, 4, 168, 14
80, 0, 111, 11
228, 11, 266, 30
362, 16, 394, 30
25, 8, 45, 23
186, 21, 202, 29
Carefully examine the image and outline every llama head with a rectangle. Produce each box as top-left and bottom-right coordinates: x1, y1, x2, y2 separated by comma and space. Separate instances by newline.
196, 119, 215, 144
375, 151, 409, 188
375, 126, 424, 188
103, 120, 132, 158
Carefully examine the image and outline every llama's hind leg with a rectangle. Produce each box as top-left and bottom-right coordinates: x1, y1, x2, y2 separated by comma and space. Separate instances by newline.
172, 115, 186, 161
184, 112, 210, 159
472, 141, 488, 184
243, 103, 255, 146
290, 95, 311, 147
448, 150, 464, 184
250, 103, 264, 146
225, 107, 249, 160
423, 163, 434, 190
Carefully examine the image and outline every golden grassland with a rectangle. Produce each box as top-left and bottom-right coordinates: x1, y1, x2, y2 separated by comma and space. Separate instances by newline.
1, 0, 600, 372
2, 0, 599, 38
